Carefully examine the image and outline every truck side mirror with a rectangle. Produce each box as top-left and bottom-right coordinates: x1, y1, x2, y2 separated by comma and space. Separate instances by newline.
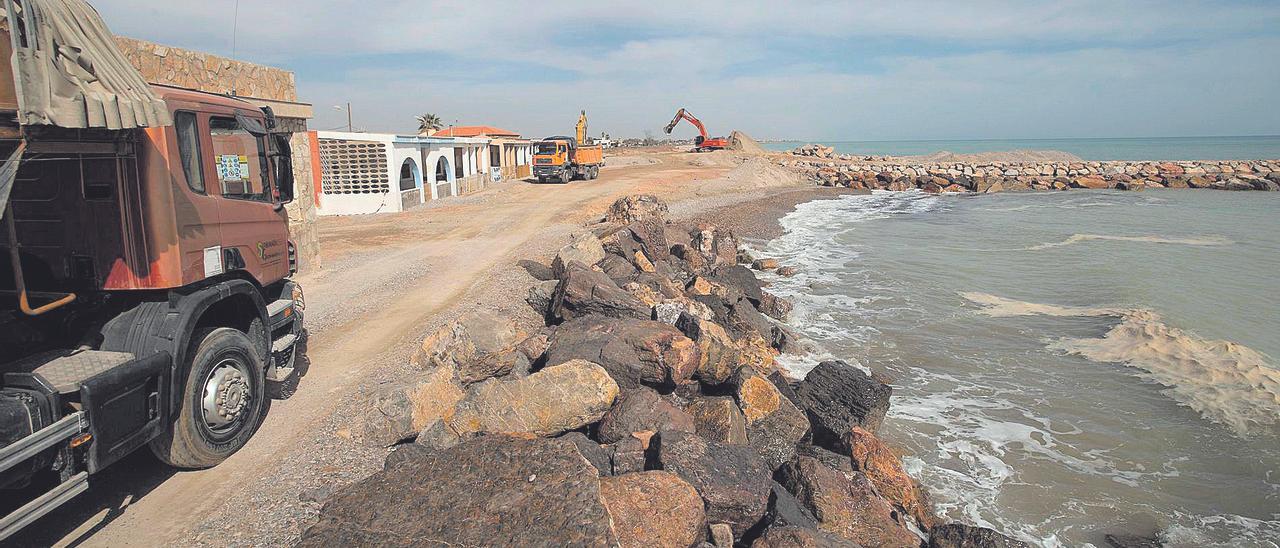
271, 133, 295, 205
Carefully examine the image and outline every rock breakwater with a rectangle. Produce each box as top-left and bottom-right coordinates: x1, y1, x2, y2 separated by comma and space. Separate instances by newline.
783, 145, 1280, 192
300, 195, 1033, 547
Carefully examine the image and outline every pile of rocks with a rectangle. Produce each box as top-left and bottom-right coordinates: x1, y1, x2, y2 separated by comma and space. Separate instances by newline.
781, 156, 1280, 192
299, 195, 1029, 547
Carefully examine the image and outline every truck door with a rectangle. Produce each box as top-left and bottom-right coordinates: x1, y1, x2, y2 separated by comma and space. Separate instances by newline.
171, 110, 225, 284
205, 113, 290, 284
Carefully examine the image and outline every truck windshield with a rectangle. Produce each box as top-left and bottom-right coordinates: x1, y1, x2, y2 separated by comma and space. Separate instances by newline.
535, 143, 558, 155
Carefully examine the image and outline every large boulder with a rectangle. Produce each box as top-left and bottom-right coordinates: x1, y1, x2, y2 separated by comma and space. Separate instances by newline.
758, 291, 794, 322
411, 311, 529, 384
359, 364, 465, 447
777, 455, 919, 547
601, 471, 706, 548
607, 194, 668, 224
687, 396, 749, 445
695, 289, 775, 342
550, 263, 651, 323
736, 370, 810, 470
551, 234, 607, 277
928, 523, 1031, 548
849, 426, 937, 529
526, 279, 560, 318
693, 225, 740, 268
299, 435, 617, 546
653, 298, 714, 326
752, 525, 860, 548
710, 265, 764, 305
544, 316, 700, 389
446, 359, 619, 437
791, 360, 892, 452
597, 388, 696, 444
654, 430, 773, 537
676, 312, 744, 385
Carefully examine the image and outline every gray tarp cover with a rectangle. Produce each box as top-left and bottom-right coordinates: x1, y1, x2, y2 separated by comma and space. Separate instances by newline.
4, 0, 172, 129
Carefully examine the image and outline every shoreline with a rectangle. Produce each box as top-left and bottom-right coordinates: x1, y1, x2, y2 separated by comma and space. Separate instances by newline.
297, 193, 1004, 547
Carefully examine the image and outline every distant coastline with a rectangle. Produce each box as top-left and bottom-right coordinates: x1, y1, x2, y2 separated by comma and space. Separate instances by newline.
761, 135, 1280, 161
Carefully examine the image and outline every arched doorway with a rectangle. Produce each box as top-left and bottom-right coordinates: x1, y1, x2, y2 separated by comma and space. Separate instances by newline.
399, 157, 422, 210
433, 156, 454, 199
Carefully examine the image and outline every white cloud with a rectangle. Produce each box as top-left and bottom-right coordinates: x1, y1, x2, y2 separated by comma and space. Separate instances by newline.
92, 0, 1280, 139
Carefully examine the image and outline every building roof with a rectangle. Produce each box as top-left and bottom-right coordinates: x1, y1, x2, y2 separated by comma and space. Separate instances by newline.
431, 125, 521, 138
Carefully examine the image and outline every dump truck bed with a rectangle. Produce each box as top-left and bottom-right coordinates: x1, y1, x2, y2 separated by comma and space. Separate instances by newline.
574, 144, 603, 166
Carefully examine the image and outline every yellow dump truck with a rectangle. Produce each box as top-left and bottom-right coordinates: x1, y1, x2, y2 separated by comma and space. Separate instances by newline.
532, 111, 604, 183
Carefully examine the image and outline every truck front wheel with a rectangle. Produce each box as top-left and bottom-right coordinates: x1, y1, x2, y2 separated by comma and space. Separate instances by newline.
149, 327, 268, 469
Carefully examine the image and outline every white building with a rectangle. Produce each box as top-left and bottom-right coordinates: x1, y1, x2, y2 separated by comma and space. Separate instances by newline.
315, 131, 496, 216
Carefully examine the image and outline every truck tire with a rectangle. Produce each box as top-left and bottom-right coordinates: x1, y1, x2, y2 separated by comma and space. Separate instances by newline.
149, 327, 267, 469
590, 166, 600, 179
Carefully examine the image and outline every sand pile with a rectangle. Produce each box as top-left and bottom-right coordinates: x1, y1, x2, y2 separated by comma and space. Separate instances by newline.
725, 156, 805, 188
910, 150, 1082, 163
727, 131, 767, 154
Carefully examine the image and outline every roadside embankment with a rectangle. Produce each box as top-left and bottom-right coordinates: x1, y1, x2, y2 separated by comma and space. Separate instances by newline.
297, 195, 1027, 547
783, 145, 1280, 192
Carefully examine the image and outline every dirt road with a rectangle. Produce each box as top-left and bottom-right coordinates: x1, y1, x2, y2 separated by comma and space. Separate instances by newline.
12, 149, 811, 547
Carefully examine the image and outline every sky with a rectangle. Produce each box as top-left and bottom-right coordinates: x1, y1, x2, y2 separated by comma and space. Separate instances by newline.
94, 1, 1280, 141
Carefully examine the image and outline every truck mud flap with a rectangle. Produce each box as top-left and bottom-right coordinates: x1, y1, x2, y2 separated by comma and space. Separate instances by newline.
79, 352, 171, 473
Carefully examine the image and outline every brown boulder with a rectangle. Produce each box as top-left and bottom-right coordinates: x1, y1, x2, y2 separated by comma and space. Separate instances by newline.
676, 312, 744, 384
655, 430, 773, 537
298, 435, 617, 546
759, 291, 794, 322
737, 371, 811, 470
688, 396, 750, 445
928, 523, 1030, 548
551, 234, 607, 277
607, 194, 668, 224
848, 426, 937, 529
752, 525, 860, 547
359, 365, 466, 447
550, 263, 651, 323
777, 456, 919, 547
753, 258, 780, 270
411, 310, 529, 384
544, 316, 700, 389
1070, 176, 1109, 189
446, 359, 619, 437
597, 388, 696, 443
602, 471, 706, 548
791, 360, 893, 451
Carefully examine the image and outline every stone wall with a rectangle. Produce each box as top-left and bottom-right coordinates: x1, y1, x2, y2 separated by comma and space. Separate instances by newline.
114, 36, 297, 101
781, 157, 1280, 192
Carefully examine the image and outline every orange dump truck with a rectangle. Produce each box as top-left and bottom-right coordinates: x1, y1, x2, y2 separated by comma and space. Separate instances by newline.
532, 111, 604, 183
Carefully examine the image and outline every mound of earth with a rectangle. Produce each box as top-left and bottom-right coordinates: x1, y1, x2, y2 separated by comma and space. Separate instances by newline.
728, 131, 767, 154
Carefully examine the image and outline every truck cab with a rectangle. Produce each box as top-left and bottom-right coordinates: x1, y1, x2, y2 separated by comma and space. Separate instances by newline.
0, 75, 305, 541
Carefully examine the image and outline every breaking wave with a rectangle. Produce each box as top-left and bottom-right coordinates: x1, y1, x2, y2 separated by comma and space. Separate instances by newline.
1026, 234, 1233, 251
962, 292, 1280, 436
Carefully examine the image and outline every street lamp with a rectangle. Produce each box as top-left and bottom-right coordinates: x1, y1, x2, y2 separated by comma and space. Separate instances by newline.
333, 103, 353, 132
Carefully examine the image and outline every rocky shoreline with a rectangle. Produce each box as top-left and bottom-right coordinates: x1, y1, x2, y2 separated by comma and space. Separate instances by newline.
785, 144, 1280, 192
295, 195, 1033, 547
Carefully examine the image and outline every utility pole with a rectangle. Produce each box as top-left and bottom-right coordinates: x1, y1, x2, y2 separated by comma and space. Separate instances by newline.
346, 102, 352, 132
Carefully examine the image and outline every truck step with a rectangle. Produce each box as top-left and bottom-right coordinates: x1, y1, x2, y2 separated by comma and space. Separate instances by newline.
4, 350, 135, 394
266, 333, 298, 382
271, 332, 298, 354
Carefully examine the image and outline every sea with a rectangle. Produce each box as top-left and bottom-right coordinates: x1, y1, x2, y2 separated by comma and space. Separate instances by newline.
762, 136, 1280, 161
756, 189, 1280, 547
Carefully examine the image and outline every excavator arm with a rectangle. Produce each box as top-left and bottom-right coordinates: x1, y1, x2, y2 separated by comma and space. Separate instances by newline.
663, 108, 710, 139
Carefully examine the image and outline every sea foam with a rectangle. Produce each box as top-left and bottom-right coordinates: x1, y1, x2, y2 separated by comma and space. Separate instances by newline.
962, 292, 1280, 436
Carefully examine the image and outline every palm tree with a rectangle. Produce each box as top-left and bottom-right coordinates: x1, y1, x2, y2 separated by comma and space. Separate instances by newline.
416, 113, 443, 135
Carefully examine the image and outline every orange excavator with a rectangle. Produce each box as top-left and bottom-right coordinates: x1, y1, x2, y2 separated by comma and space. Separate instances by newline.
663, 108, 728, 152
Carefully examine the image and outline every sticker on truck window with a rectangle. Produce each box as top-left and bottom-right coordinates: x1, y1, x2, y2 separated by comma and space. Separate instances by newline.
216, 154, 251, 182
204, 246, 223, 278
